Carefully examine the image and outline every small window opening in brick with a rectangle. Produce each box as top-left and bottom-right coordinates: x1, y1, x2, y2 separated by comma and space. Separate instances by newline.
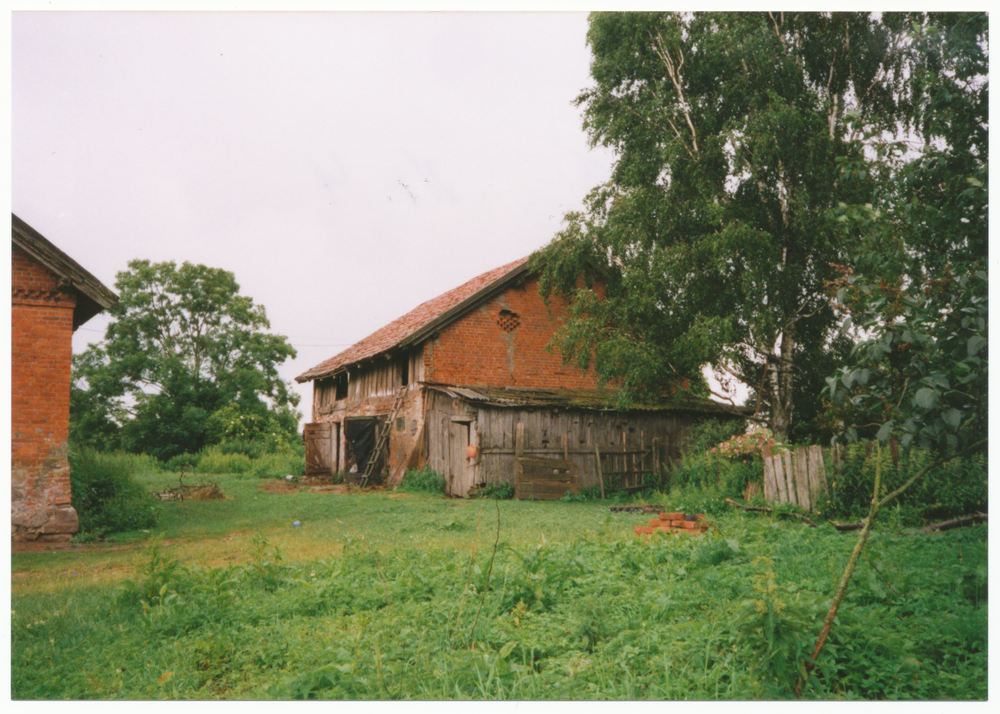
498, 309, 521, 332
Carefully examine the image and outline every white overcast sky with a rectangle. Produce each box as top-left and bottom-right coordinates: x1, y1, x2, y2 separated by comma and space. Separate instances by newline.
10, 5, 630, 423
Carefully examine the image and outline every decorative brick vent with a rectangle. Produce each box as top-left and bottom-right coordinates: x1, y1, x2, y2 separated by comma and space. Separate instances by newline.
634, 512, 710, 538
497, 309, 521, 332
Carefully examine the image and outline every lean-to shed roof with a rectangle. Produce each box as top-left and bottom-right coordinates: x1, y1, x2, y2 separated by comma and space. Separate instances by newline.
296, 256, 530, 383
426, 384, 745, 416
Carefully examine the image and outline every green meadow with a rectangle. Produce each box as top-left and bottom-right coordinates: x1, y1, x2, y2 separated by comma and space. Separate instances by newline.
11, 470, 987, 700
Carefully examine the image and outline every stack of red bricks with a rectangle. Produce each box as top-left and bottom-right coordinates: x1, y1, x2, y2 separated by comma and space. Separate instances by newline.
634, 511, 709, 538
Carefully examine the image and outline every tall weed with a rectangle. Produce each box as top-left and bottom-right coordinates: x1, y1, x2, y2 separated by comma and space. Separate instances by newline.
399, 466, 447, 494
823, 444, 987, 523
195, 446, 253, 475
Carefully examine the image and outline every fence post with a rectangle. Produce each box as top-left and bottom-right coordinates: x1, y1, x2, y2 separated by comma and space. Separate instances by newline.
808, 446, 827, 509
794, 446, 811, 511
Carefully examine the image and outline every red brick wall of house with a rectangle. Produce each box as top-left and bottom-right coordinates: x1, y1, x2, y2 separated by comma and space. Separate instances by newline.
425, 274, 601, 390
11, 244, 79, 540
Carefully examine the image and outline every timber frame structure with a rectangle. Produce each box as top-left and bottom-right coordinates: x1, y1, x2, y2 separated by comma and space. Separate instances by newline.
296, 256, 739, 498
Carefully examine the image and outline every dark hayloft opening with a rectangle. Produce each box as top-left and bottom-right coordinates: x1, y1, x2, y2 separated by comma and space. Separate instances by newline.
498, 309, 521, 332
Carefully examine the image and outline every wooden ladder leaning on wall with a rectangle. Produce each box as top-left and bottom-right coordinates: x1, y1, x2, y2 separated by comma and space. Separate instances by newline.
361, 388, 407, 487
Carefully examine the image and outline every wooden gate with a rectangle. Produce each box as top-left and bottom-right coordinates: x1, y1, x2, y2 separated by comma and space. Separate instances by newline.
515, 456, 581, 500
304, 422, 334, 476
512, 422, 580, 500
593, 434, 661, 492
762, 445, 827, 512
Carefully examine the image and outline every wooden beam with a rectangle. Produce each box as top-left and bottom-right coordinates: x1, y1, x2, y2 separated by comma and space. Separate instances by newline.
595, 444, 605, 499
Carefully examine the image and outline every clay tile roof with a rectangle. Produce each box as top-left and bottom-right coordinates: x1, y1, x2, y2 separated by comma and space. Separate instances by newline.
296, 255, 531, 383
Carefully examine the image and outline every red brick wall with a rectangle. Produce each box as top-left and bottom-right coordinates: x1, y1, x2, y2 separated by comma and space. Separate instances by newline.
11, 244, 79, 539
425, 274, 601, 390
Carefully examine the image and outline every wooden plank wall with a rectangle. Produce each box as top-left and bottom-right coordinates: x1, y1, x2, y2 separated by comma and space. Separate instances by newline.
423, 390, 474, 495
473, 406, 699, 491
314, 347, 425, 414
762, 444, 828, 512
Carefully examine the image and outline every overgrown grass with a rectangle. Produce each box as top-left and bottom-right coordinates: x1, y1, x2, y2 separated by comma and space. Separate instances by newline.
398, 465, 447, 494
163, 438, 306, 479
11, 469, 987, 701
69, 448, 160, 537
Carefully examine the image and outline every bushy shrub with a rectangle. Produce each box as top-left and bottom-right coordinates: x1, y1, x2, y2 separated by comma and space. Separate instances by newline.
668, 418, 757, 498
822, 443, 987, 523
214, 437, 269, 460
126, 451, 164, 474
195, 446, 253, 475
165, 453, 200, 473
399, 466, 447, 494
69, 448, 159, 536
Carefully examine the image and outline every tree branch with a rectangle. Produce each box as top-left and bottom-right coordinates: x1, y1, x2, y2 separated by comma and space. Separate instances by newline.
768, 12, 785, 48
652, 30, 700, 156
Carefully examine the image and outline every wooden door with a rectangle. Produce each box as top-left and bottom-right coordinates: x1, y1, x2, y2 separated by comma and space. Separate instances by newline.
449, 421, 473, 497
304, 422, 334, 476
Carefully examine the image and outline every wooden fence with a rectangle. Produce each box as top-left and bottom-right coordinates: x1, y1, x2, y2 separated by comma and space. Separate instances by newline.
762, 444, 828, 512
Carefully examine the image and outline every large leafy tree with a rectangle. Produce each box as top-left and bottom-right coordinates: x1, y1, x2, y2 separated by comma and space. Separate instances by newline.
798, 13, 987, 695
826, 12, 988, 454
71, 260, 300, 459
535, 11, 922, 441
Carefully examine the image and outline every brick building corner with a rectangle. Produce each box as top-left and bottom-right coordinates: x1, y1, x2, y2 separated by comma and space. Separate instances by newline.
11, 215, 118, 541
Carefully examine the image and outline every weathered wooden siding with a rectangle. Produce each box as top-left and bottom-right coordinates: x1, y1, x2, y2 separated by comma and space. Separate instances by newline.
474, 408, 698, 492
314, 347, 424, 421
421, 391, 711, 496
423, 389, 477, 496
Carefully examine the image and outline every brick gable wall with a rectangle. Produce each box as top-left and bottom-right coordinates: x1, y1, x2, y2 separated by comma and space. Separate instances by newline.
11, 244, 80, 541
424, 274, 600, 390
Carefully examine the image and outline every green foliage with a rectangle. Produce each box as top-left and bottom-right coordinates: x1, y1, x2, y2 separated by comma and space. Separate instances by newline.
11, 500, 987, 700
534, 12, 941, 440
822, 444, 987, 523
250, 450, 306, 480
69, 448, 159, 536
734, 556, 816, 696
70, 260, 300, 460
398, 466, 447, 494
165, 453, 200, 473
826, 266, 987, 456
161, 441, 305, 479
666, 419, 761, 501
204, 404, 302, 455
478, 482, 516, 500
824, 13, 987, 459
194, 446, 254, 475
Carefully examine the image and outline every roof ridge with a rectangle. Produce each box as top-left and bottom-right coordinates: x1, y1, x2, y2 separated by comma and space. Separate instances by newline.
296, 255, 531, 383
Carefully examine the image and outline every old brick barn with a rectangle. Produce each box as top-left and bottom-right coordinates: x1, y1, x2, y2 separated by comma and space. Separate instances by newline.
297, 256, 737, 498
